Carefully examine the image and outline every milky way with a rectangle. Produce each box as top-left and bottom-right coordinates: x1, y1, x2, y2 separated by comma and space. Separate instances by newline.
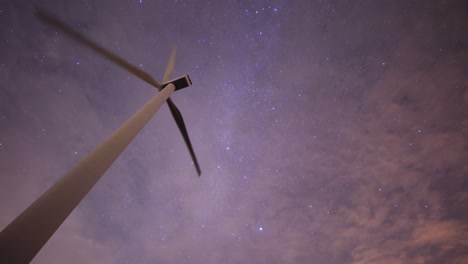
1, 1, 467, 263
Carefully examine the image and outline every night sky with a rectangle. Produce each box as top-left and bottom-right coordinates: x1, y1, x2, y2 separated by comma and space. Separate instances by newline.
1, 0, 467, 263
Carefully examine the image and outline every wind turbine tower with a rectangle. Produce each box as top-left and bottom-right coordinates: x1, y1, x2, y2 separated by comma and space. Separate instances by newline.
0, 8, 201, 263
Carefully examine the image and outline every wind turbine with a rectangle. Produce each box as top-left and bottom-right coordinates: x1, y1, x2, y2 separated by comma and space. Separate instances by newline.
0, 8, 201, 263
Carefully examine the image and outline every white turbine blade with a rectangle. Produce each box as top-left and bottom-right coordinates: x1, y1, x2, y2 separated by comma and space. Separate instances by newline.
163, 46, 177, 83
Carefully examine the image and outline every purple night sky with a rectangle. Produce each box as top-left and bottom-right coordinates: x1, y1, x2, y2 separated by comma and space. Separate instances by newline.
1, 0, 467, 263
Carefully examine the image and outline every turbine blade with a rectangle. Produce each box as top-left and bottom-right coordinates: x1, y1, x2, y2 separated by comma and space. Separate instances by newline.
35, 8, 201, 176
163, 46, 177, 83
162, 47, 200, 175
35, 7, 162, 90
166, 98, 201, 176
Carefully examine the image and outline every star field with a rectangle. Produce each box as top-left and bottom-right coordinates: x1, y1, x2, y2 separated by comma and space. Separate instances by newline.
1, 0, 467, 263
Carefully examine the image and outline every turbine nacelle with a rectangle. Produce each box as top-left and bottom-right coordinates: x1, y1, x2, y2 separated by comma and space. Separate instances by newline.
162, 74, 192, 91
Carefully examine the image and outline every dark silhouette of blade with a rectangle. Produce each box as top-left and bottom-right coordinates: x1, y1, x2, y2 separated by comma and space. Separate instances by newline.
167, 98, 201, 176
35, 8, 201, 176
35, 8, 162, 90
165, 100, 201, 176
162, 46, 201, 176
